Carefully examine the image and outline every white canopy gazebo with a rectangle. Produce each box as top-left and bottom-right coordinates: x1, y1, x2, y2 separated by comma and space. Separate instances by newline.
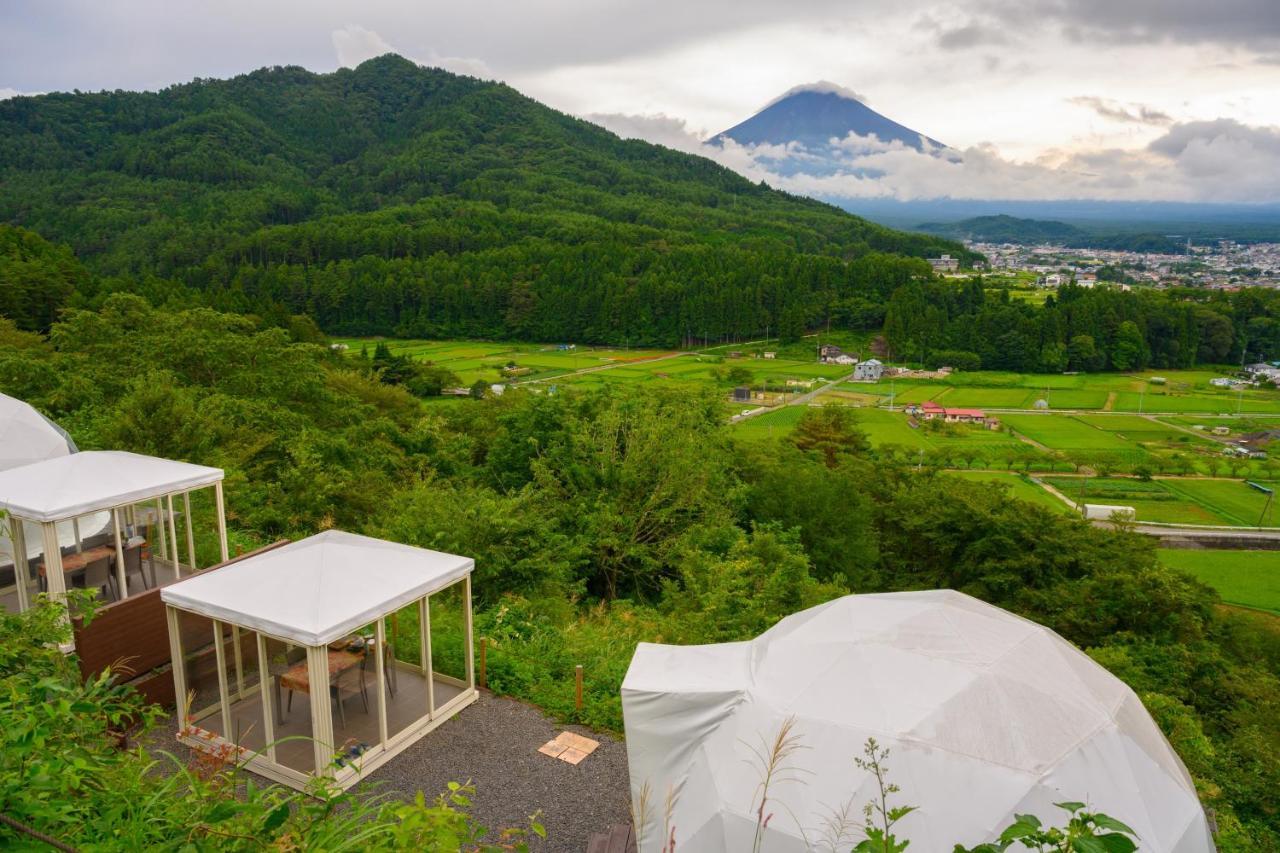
161, 530, 477, 792
622, 590, 1215, 853
0, 450, 227, 614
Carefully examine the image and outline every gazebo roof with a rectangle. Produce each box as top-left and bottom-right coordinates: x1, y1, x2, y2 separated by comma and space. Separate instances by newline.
161, 530, 474, 645
0, 393, 77, 472
0, 450, 223, 523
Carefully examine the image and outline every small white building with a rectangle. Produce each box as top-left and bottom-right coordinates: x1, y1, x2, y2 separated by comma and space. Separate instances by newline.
1083, 504, 1136, 521
928, 255, 959, 272
852, 358, 884, 381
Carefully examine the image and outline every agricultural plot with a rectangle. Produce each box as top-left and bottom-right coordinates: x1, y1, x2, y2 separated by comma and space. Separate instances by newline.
936, 387, 1034, 408
945, 471, 1075, 515
1157, 549, 1280, 615
1001, 414, 1142, 453
731, 406, 809, 440
1042, 476, 1239, 525
1160, 479, 1280, 527
1111, 391, 1280, 415
1037, 390, 1109, 410
1074, 415, 1215, 449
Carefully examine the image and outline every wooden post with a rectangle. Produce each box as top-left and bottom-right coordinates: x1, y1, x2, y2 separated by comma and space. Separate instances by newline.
166, 495, 181, 578
211, 620, 233, 740
182, 492, 197, 572
214, 482, 229, 564
479, 637, 487, 689
154, 498, 167, 563
575, 664, 584, 712
10, 517, 28, 612
111, 508, 127, 600
255, 632, 276, 762
166, 606, 189, 729
375, 619, 388, 746
306, 644, 336, 777
420, 597, 434, 716
463, 575, 475, 691
41, 522, 66, 601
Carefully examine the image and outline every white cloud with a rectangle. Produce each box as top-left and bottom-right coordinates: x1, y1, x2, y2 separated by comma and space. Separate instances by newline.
332, 25, 395, 69
592, 110, 1280, 203
330, 25, 493, 79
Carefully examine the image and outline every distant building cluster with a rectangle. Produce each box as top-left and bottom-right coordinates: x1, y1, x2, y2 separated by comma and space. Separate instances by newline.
970, 239, 1280, 292
928, 254, 959, 273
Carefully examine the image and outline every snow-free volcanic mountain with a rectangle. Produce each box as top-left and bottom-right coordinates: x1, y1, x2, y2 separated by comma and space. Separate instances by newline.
711, 82, 945, 152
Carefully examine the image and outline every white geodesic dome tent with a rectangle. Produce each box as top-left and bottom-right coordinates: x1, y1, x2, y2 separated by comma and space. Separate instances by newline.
622, 590, 1214, 853
0, 393, 77, 471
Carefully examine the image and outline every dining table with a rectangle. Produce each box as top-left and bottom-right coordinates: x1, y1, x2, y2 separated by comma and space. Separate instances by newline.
36, 545, 115, 578
276, 648, 367, 726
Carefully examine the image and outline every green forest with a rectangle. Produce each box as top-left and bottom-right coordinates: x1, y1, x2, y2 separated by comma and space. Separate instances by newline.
0, 297, 1278, 848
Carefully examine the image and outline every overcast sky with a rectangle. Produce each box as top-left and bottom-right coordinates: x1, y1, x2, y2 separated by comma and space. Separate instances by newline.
4, 0, 1279, 202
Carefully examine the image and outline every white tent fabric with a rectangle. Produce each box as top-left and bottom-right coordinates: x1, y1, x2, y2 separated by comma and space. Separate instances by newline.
0, 393, 76, 472
0, 450, 222, 522
161, 530, 473, 645
622, 590, 1214, 853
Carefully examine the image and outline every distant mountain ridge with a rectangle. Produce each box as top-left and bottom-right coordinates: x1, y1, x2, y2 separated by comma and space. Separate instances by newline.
916, 215, 1087, 244
915, 214, 1189, 254
712, 84, 944, 152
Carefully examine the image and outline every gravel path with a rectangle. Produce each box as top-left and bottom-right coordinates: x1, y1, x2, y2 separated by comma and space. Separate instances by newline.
147, 691, 632, 852
357, 692, 631, 851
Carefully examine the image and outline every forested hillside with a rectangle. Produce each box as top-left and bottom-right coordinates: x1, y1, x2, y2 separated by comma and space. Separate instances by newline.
0, 55, 970, 345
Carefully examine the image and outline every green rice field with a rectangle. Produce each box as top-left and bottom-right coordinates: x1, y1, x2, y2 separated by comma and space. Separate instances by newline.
1041, 476, 1280, 526
945, 471, 1075, 515
1158, 549, 1280, 615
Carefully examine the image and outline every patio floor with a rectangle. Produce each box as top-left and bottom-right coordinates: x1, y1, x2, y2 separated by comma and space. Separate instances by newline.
194, 667, 464, 774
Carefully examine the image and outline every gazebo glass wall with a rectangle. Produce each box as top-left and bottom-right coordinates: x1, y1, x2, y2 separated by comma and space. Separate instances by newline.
162, 531, 477, 792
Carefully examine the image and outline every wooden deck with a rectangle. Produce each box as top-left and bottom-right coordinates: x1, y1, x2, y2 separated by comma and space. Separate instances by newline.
195, 666, 463, 774
586, 824, 637, 853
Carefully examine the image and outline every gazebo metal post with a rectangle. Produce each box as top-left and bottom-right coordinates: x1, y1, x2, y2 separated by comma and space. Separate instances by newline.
71, 517, 82, 553
154, 499, 167, 566
166, 495, 180, 578
183, 492, 196, 572
211, 620, 233, 739
214, 482, 229, 563
165, 606, 189, 729
9, 517, 28, 612
420, 597, 434, 715
306, 644, 336, 776
255, 633, 276, 762
40, 521, 66, 600
231, 628, 245, 696
375, 619, 389, 746
111, 508, 127, 599
464, 576, 475, 690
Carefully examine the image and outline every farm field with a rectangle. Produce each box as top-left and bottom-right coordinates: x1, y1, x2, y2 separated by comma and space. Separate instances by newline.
1040, 476, 1269, 526
1158, 549, 1280, 615
1001, 414, 1142, 453
1160, 478, 1280, 526
945, 471, 1075, 515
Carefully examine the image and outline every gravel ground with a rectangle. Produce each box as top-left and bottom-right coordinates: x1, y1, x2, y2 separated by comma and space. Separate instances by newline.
358, 692, 632, 851
147, 691, 632, 852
